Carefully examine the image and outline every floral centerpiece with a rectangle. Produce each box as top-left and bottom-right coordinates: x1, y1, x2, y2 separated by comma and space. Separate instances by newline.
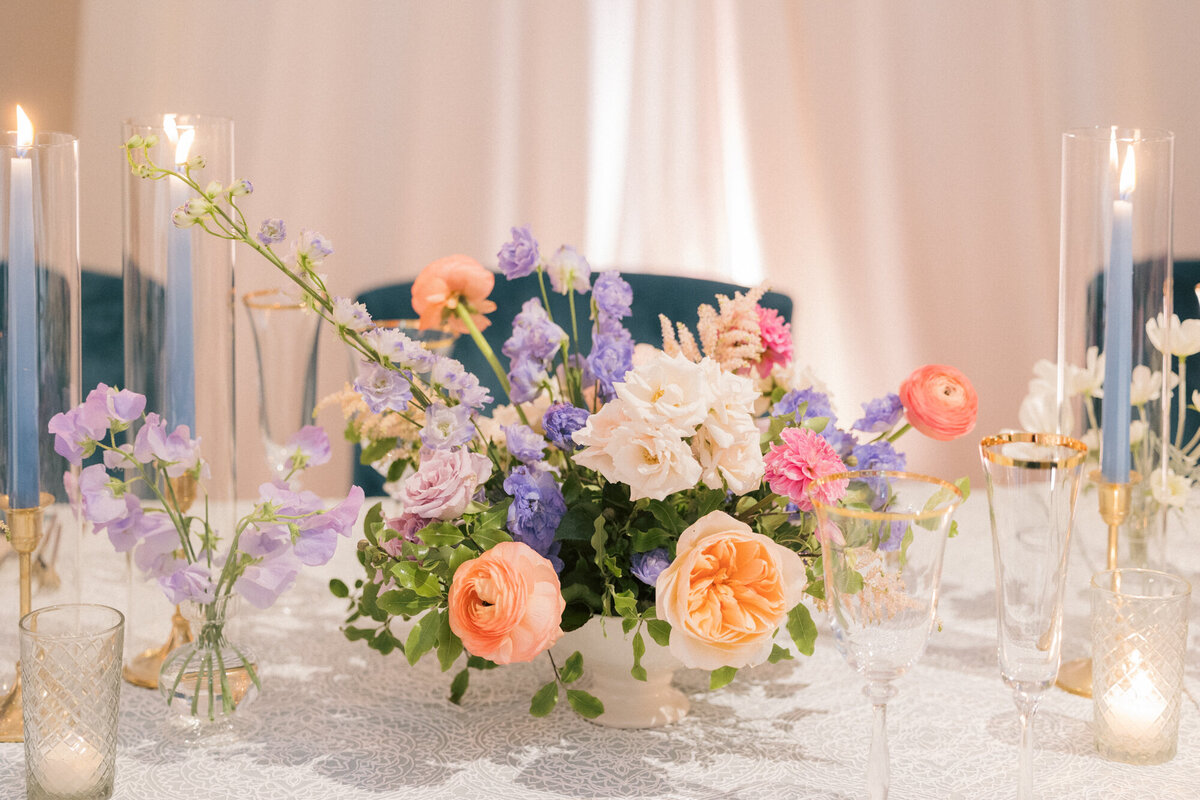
121, 137, 976, 724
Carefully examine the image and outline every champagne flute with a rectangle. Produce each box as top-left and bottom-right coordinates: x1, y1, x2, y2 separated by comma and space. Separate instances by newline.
980, 433, 1086, 800
811, 470, 964, 800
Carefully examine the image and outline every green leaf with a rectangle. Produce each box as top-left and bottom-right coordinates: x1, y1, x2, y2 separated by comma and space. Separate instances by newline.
696, 488, 726, 517
362, 502, 385, 546
768, 643, 794, 663
709, 666, 738, 690
470, 526, 513, 551
566, 689, 604, 719
630, 631, 647, 682
645, 619, 671, 647
786, 603, 818, 656
329, 578, 349, 598
449, 667, 470, 704
447, 545, 476, 577
557, 506, 601, 541
835, 567, 864, 596
417, 522, 465, 547
371, 629, 399, 656
530, 681, 559, 717
590, 516, 608, 566
343, 625, 375, 642
621, 616, 637, 634
467, 655, 498, 670
360, 437, 398, 464
559, 651, 584, 684
436, 611, 464, 672
612, 589, 639, 619
405, 610, 441, 666
630, 527, 674, 553
472, 498, 512, 534
646, 499, 685, 534
761, 413, 794, 450
376, 589, 440, 617
391, 561, 443, 598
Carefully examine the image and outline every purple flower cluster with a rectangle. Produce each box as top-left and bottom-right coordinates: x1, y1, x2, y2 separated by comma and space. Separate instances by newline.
49, 384, 145, 463
851, 393, 904, 434
546, 245, 591, 295
503, 423, 547, 464
429, 356, 492, 410
421, 403, 475, 450
497, 224, 540, 280
850, 440, 906, 473
771, 386, 857, 458
542, 403, 590, 451
586, 272, 634, 401
631, 548, 671, 586
283, 425, 332, 472
502, 299, 567, 403
503, 466, 566, 571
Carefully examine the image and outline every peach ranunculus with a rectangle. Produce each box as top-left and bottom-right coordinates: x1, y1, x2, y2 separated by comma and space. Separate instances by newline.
898, 364, 978, 441
411, 254, 498, 333
654, 510, 807, 671
447, 541, 565, 665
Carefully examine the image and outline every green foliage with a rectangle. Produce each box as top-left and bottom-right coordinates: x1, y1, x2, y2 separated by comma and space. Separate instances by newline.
787, 603, 818, 656
530, 681, 559, 717
709, 666, 738, 690
559, 651, 584, 684
566, 689, 604, 719
329, 578, 349, 598
645, 619, 672, 647
768, 643, 794, 663
630, 630, 647, 682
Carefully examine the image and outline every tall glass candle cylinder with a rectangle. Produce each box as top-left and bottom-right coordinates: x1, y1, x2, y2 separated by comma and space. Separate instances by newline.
121, 115, 236, 666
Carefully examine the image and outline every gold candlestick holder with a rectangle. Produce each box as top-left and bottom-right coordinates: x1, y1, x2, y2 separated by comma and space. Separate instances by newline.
122, 473, 198, 690
0, 491, 55, 743
1056, 470, 1140, 698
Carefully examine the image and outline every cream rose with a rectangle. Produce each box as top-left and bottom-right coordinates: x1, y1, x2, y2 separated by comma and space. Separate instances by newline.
655, 510, 807, 670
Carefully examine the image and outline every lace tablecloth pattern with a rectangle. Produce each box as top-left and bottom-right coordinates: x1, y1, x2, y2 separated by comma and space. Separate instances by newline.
1, 497, 1198, 799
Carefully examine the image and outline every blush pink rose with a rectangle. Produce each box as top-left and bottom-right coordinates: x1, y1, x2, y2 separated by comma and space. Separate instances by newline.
448, 541, 565, 664
763, 426, 847, 512
899, 364, 978, 441
398, 448, 491, 520
655, 510, 807, 670
411, 254, 497, 333
754, 306, 793, 378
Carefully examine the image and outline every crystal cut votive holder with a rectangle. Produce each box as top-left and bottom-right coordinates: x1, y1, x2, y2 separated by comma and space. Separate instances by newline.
1091, 569, 1190, 764
20, 604, 125, 800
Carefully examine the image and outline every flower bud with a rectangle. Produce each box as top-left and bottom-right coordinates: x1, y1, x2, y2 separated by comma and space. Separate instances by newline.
172, 207, 198, 228
125, 134, 144, 149
204, 180, 224, 198
229, 178, 253, 197
143, 134, 159, 148
186, 154, 206, 170
185, 197, 211, 217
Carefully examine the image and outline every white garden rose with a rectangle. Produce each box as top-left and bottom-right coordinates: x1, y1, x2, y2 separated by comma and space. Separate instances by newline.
615, 351, 712, 429
692, 414, 764, 495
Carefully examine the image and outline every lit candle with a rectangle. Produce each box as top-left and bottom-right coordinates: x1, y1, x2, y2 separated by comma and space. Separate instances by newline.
35, 733, 107, 795
1102, 653, 1167, 737
6, 105, 39, 508
1100, 138, 1135, 483
164, 116, 196, 432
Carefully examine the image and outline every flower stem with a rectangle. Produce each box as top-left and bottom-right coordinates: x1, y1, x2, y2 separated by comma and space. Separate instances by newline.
886, 423, 911, 443
453, 304, 529, 425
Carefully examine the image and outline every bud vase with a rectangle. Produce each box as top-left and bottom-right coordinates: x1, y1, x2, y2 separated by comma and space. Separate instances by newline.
158, 595, 259, 742
551, 615, 689, 728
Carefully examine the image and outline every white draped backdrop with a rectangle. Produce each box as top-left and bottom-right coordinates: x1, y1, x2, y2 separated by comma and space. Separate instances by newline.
6, 0, 1200, 494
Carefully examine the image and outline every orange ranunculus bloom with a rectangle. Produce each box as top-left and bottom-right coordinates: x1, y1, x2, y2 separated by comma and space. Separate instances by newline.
654, 510, 807, 671
410, 254, 497, 333
447, 541, 564, 665
899, 364, 978, 441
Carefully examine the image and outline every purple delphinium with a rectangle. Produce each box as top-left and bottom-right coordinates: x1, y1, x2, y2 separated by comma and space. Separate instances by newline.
295, 229, 333, 263
592, 271, 633, 319
587, 326, 634, 401
497, 224, 540, 280
631, 548, 672, 586
821, 427, 857, 460
363, 327, 437, 375
545, 245, 591, 294
542, 403, 591, 451
851, 440, 907, 473
420, 403, 475, 450
503, 424, 547, 464
772, 387, 834, 421
256, 218, 286, 245
503, 466, 566, 571
879, 521, 910, 552
503, 299, 566, 404
851, 393, 904, 434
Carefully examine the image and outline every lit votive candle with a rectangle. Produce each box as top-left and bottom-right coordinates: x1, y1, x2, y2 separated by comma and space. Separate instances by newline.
1101, 662, 1167, 737
33, 733, 109, 797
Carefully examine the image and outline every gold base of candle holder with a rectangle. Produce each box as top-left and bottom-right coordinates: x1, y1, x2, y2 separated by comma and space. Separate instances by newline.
1055, 470, 1140, 699
123, 606, 194, 689
0, 492, 55, 743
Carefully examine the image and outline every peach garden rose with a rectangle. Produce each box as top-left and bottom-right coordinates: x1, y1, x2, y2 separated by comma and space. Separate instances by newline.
654, 510, 807, 671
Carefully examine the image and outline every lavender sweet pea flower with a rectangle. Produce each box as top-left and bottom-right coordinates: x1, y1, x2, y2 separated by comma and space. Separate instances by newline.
420, 403, 475, 450
257, 219, 287, 245
283, 425, 332, 472
94, 494, 144, 552
542, 403, 591, 452
159, 562, 216, 605
132, 413, 204, 477
47, 401, 110, 465
292, 486, 365, 566
631, 548, 671, 586
497, 224, 540, 280
502, 424, 546, 464
132, 521, 183, 577
545, 245, 591, 295
354, 361, 414, 414
77, 463, 129, 526
592, 271, 633, 319
503, 466, 566, 571
85, 383, 145, 425
235, 550, 302, 609
851, 393, 905, 434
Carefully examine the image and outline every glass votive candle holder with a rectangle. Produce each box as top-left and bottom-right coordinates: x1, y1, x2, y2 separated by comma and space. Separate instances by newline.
1091, 569, 1191, 764
20, 604, 125, 800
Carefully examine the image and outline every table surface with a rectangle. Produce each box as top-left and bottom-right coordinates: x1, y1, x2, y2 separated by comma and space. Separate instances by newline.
1, 496, 1198, 800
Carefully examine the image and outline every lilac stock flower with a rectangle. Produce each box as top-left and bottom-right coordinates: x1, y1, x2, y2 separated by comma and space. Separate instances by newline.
497, 224, 540, 280
542, 403, 591, 451
332, 296, 373, 332
631, 548, 671, 586
851, 393, 905, 434
851, 440, 907, 473
586, 327, 634, 401
256, 219, 287, 245
421, 403, 476, 450
294, 229, 334, 263
364, 327, 437, 374
821, 427, 857, 460
592, 271, 633, 319
354, 361, 414, 414
159, 562, 216, 605
430, 357, 492, 409
503, 424, 546, 464
545, 245, 591, 294
503, 299, 567, 364
503, 466, 566, 571
773, 387, 834, 422
284, 425, 332, 472
132, 413, 204, 477
507, 357, 549, 405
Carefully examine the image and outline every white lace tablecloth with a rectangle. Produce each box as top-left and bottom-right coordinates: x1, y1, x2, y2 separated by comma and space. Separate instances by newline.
2, 497, 1199, 800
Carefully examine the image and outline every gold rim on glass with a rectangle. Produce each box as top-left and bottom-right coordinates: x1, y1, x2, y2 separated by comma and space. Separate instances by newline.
979, 432, 1087, 470
1090, 568, 1193, 600
242, 288, 306, 310
809, 469, 964, 522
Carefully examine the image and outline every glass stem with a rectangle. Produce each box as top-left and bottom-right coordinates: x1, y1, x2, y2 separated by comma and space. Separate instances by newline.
1013, 688, 1040, 800
865, 681, 897, 800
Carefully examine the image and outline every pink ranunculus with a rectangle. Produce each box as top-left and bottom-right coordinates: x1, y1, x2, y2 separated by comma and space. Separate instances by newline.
398, 447, 492, 521
754, 306, 793, 378
448, 541, 565, 664
899, 364, 978, 441
763, 426, 847, 512
411, 254, 497, 333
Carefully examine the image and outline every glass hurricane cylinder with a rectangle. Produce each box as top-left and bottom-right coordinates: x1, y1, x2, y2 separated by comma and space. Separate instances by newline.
1091, 568, 1190, 765
1, 126, 81, 712
121, 115, 236, 677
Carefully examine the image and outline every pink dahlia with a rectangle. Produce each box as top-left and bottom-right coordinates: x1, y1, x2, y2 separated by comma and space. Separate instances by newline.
764, 426, 847, 512
754, 306, 793, 378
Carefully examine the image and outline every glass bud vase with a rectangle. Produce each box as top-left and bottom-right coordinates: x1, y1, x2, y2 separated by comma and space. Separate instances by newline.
158, 595, 259, 742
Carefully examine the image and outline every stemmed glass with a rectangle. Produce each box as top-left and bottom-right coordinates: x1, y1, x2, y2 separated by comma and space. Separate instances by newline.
980, 433, 1086, 800
811, 470, 964, 800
